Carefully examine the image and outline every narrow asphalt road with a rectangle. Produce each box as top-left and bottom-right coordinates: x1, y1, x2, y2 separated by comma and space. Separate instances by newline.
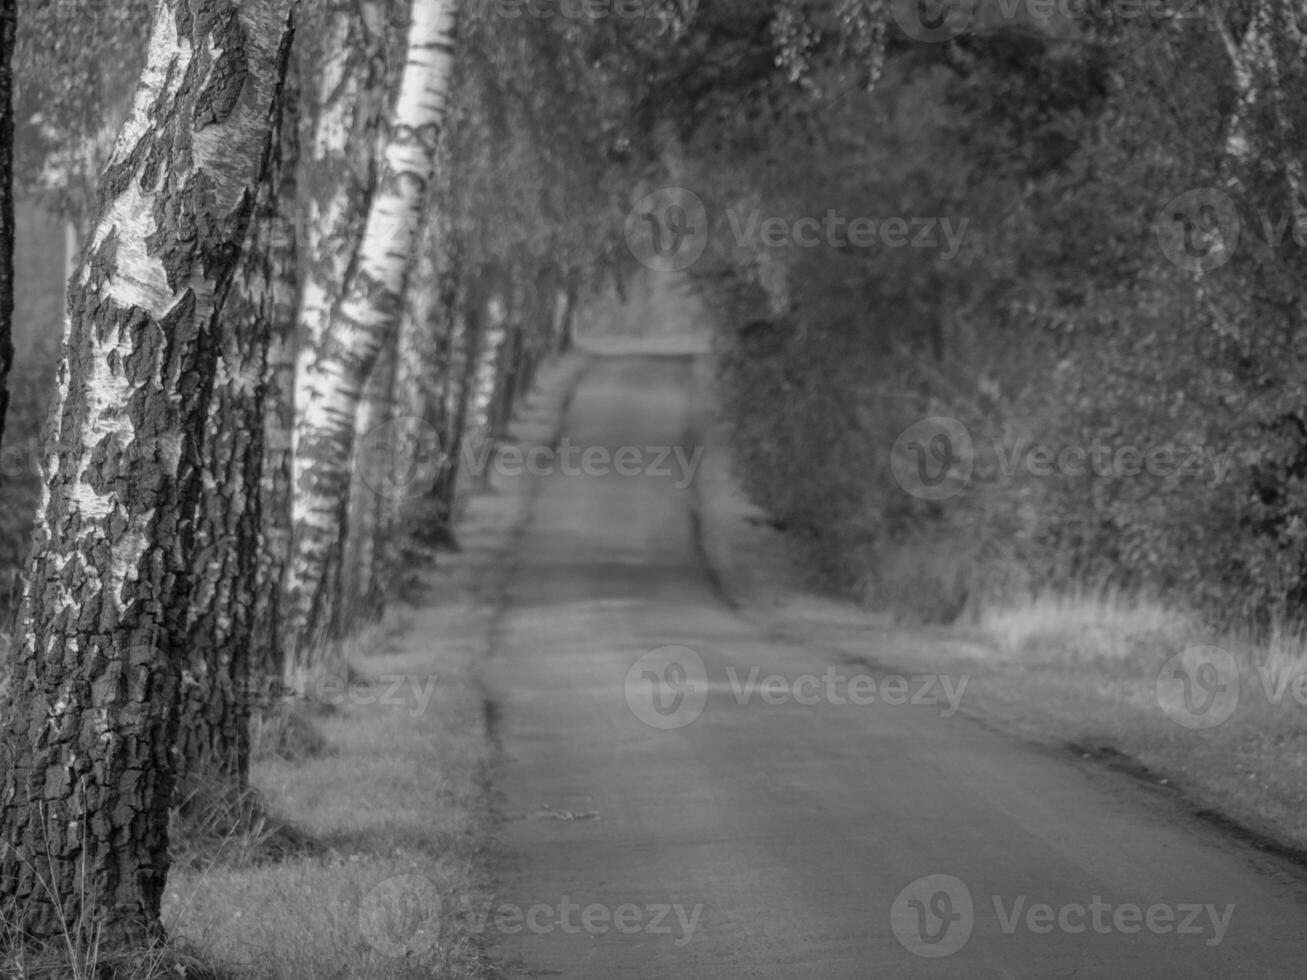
481, 353, 1307, 978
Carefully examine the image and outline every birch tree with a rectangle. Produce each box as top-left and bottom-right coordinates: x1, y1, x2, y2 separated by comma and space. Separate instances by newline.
178, 62, 301, 791
0, 0, 13, 472
436, 264, 491, 509
279, 0, 391, 688
251, 64, 301, 715
342, 333, 399, 625
356, 203, 453, 582
286, 0, 460, 691
0, 0, 297, 947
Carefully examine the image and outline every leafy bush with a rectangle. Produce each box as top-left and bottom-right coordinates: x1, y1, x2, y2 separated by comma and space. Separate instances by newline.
696, 9, 1307, 635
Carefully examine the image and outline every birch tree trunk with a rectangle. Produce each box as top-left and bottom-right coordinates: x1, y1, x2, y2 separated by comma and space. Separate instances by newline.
556, 267, 580, 356
469, 272, 508, 474
252, 63, 300, 709
387, 216, 445, 555
0, 0, 14, 472
515, 266, 551, 398
286, 0, 460, 691
430, 264, 484, 521
343, 333, 398, 627
366, 345, 403, 607
282, 0, 389, 684
0, 0, 295, 947
179, 55, 300, 789
402, 179, 459, 549
490, 278, 525, 439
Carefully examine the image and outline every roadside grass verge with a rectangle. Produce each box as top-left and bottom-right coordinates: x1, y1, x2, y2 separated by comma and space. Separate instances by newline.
944, 591, 1307, 850
694, 349, 1307, 856
977, 588, 1195, 668
0, 936, 225, 980
161, 598, 496, 980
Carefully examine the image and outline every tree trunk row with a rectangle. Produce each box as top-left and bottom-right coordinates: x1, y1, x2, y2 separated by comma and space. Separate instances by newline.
0, 0, 590, 949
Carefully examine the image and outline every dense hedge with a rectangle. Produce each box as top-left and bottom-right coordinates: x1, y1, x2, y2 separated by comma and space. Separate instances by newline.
696, 8, 1307, 634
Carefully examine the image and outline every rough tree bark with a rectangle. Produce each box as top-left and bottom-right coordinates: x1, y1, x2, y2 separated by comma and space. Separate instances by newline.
0, 0, 296, 947
404, 179, 460, 549
252, 63, 300, 709
0, 0, 14, 471
178, 53, 300, 788
286, 0, 461, 692
365, 340, 402, 608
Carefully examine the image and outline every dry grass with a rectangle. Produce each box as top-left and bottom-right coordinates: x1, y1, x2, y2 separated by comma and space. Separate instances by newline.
0, 937, 228, 980
932, 589, 1307, 848
1249, 620, 1307, 706
168, 775, 323, 875
975, 588, 1307, 730
978, 587, 1196, 668
249, 703, 334, 766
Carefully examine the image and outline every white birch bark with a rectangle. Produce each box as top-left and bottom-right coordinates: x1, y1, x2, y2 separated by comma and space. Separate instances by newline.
0, 0, 296, 945
286, 0, 461, 688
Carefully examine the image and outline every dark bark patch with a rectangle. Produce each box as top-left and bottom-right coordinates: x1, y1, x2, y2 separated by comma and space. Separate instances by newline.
194, 7, 249, 130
